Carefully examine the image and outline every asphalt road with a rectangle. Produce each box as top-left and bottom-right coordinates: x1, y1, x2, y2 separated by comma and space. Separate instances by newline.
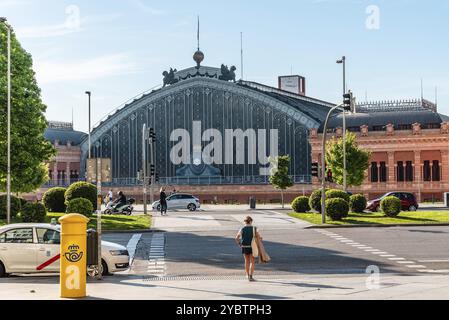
119, 209, 449, 278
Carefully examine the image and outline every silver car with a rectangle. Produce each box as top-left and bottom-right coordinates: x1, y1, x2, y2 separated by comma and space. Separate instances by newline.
152, 193, 201, 212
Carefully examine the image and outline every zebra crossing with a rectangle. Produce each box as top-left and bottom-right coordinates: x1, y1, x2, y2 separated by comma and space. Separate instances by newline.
147, 233, 166, 276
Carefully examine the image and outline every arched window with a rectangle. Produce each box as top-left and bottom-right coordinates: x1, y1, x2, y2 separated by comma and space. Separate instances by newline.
432, 161, 440, 181
397, 161, 404, 182
405, 161, 413, 181
423, 161, 431, 181
379, 162, 387, 182
370, 162, 378, 182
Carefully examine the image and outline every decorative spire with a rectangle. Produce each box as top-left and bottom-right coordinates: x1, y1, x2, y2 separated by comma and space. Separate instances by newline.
193, 15, 204, 68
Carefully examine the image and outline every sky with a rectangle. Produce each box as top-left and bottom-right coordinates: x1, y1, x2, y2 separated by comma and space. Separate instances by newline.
1, 0, 448, 133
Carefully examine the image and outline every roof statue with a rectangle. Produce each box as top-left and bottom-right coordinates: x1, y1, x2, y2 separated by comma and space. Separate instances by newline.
218, 64, 237, 82
162, 68, 178, 87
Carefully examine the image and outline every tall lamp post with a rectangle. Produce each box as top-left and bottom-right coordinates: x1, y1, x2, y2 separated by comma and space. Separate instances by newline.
1, 18, 12, 224
85, 91, 91, 159
336, 56, 347, 191
321, 103, 345, 224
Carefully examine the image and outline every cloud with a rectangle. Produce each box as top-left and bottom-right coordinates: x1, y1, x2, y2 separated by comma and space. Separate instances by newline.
0, 0, 30, 8
132, 0, 166, 15
34, 53, 137, 84
15, 12, 122, 39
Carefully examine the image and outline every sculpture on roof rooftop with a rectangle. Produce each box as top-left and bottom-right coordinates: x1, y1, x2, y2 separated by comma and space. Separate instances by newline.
162, 68, 178, 87
219, 64, 236, 82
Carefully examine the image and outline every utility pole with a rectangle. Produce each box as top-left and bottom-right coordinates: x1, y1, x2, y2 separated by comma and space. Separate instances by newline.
96, 158, 102, 281
85, 91, 92, 159
149, 128, 156, 206
1, 18, 12, 225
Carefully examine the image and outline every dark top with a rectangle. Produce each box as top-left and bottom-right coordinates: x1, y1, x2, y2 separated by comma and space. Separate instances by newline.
160, 192, 167, 204
117, 194, 127, 205
240, 226, 256, 248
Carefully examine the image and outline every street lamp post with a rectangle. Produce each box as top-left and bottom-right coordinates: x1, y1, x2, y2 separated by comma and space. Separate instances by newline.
336, 56, 347, 191
1, 18, 12, 225
85, 91, 91, 159
321, 103, 345, 224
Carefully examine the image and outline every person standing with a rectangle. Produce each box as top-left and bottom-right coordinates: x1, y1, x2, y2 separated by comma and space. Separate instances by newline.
159, 187, 167, 216
235, 216, 261, 282
108, 189, 113, 202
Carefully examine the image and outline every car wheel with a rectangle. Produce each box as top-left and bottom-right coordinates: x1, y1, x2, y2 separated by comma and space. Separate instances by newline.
408, 205, 417, 212
0, 261, 5, 278
101, 260, 110, 276
188, 203, 197, 212
104, 209, 112, 215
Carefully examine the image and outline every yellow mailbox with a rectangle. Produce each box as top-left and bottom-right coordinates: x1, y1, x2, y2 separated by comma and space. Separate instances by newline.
58, 213, 90, 298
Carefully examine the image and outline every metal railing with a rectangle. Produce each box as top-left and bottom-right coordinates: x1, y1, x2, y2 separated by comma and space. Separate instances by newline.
42, 175, 312, 187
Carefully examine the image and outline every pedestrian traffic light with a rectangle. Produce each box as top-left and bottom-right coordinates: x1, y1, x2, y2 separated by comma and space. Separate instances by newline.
343, 91, 353, 111
311, 162, 319, 177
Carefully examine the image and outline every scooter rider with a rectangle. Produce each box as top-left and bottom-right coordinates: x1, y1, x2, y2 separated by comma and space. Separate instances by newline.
113, 191, 127, 210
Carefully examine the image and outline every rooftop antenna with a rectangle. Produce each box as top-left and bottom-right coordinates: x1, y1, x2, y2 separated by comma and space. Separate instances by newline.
240, 32, 244, 80
197, 15, 200, 51
435, 86, 438, 107
420, 78, 424, 100
71, 107, 74, 128
193, 16, 204, 68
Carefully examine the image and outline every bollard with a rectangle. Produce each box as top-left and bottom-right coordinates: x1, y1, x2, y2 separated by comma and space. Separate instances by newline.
58, 213, 90, 298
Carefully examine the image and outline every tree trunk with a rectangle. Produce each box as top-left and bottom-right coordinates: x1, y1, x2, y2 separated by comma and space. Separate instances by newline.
281, 190, 284, 209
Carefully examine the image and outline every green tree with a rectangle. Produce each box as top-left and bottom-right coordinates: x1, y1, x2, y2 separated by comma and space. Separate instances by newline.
0, 24, 55, 193
325, 132, 370, 187
269, 155, 293, 208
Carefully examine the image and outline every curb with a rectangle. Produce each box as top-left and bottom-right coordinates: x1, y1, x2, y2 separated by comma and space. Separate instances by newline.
102, 228, 160, 234
305, 223, 449, 229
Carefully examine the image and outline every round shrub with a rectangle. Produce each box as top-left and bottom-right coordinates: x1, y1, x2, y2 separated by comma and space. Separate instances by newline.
326, 198, 349, 221
42, 187, 67, 212
66, 198, 94, 217
325, 189, 350, 203
291, 196, 310, 213
21, 202, 47, 223
65, 182, 97, 209
309, 189, 324, 213
0, 195, 21, 219
380, 196, 401, 217
350, 194, 367, 213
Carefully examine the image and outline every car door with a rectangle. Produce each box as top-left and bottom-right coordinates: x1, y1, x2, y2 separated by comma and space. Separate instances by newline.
0, 228, 36, 273
397, 193, 408, 210
167, 195, 181, 209
35, 228, 61, 272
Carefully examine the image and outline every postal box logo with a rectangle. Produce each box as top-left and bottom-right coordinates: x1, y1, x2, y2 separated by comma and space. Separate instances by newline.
64, 244, 83, 263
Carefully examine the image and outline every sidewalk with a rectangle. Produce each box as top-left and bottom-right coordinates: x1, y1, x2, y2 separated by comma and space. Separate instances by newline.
2, 273, 449, 300
133, 204, 292, 213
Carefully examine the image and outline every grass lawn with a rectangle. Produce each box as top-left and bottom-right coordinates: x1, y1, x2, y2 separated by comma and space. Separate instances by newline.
1, 212, 152, 231
289, 211, 449, 226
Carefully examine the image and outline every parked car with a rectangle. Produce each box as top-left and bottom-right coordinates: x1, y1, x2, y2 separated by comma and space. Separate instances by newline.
152, 193, 201, 212
0, 223, 129, 278
366, 192, 419, 212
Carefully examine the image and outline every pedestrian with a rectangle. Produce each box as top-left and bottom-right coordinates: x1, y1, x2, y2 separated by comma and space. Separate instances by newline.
235, 216, 262, 282
159, 187, 167, 216
108, 189, 113, 202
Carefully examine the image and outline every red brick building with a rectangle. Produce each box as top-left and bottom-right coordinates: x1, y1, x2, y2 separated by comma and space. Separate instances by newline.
310, 99, 449, 202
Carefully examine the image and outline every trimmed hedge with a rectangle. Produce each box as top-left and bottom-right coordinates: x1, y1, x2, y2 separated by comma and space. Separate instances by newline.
326, 198, 349, 221
21, 202, 47, 223
65, 182, 97, 209
380, 196, 401, 217
309, 189, 326, 213
66, 198, 94, 217
350, 194, 367, 213
0, 195, 21, 219
325, 189, 350, 203
291, 196, 310, 213
43, 187, 67, 212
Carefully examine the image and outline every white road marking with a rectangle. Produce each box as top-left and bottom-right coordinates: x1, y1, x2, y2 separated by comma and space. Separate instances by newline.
396, 261, 415, 264
147, 233, 166, 277
388, 257, 406, 261
126, 234, 142, 265
380, 254, 396, 257
406, 265, 427, 269
417, 259, 449, 263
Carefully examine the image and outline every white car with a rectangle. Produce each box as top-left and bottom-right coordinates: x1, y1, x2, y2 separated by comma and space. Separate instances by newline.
152, 193, 201, 212
0, 223, 129, 277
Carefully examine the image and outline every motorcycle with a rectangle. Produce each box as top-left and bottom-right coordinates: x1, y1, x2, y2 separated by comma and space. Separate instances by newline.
104, 198, 135, 215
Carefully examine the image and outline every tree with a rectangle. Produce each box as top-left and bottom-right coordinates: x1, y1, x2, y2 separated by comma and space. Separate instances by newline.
325, 132, 371, 187
0, 24, 55, 193
269, 155, 293, 208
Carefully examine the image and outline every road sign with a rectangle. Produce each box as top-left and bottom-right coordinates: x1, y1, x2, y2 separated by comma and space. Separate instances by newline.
86, 158, 112, 183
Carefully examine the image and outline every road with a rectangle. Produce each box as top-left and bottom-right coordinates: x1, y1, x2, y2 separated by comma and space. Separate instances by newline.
2, 207, 449, 299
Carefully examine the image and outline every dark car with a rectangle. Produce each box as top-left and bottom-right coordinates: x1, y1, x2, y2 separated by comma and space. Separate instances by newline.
366, 192, 418, 212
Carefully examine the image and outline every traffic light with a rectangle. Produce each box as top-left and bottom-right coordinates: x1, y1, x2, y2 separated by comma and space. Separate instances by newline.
155, 173, 160, 183
343, 91, 353, 111
149, 128, 156, 143
326, 169, 333, 183
311, 162, 319, 177
150, 164, 155, 176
